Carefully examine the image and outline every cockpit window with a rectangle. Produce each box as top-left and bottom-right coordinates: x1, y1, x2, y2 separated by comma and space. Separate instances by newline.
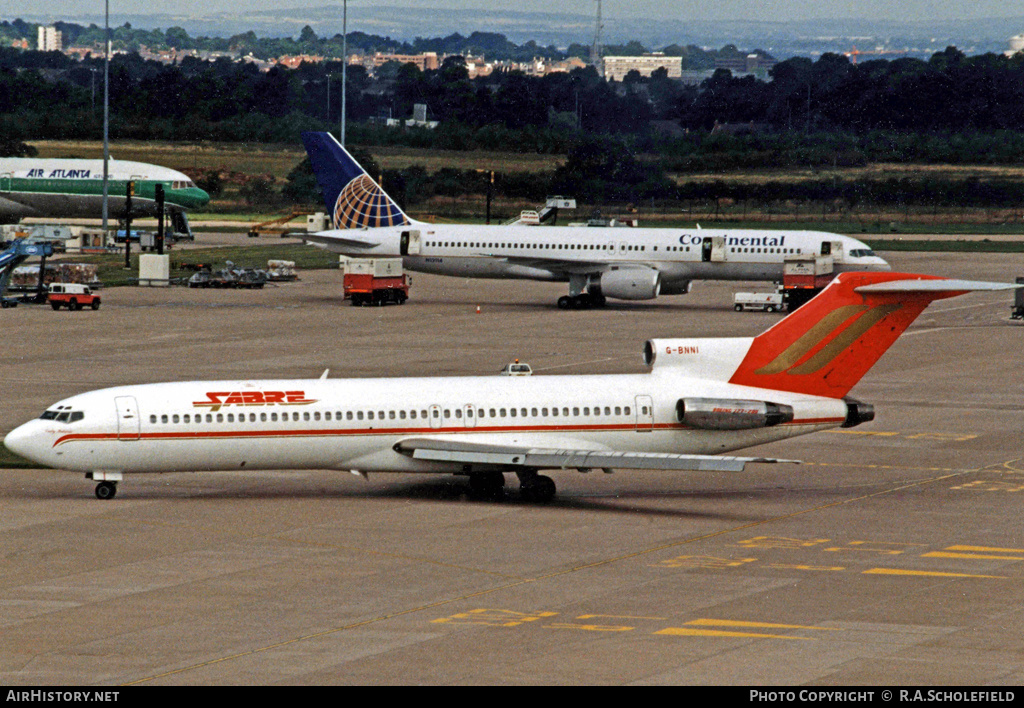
40, 409, 84, 423
849, 249, 877, 258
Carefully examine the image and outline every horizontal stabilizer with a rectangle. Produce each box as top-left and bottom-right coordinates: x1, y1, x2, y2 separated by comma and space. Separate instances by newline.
855, 278, 1021, 294
728, 272, 1019, 399
297, 231, 379, 250
394, 437, 798, 472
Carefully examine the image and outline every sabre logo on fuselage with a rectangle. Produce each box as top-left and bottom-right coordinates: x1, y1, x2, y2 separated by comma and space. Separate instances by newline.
192, 391, 318, 412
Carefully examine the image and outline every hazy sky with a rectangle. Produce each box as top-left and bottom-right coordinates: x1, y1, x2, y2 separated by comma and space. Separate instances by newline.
6, 1, 1022, 23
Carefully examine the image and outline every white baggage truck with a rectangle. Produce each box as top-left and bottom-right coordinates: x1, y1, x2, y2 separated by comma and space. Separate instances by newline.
733, 291, 785, 313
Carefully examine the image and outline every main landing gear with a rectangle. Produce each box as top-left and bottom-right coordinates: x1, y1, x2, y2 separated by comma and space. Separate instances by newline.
557, 293, 606, 310
466, 471, 557, 502
557, 275, 606, 310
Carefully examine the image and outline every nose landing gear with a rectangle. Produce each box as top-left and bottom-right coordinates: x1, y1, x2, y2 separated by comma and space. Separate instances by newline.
86, 471, 122, 500
94, 481, 118, 500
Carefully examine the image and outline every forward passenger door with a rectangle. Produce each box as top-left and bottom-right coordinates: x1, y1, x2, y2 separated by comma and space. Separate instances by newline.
115, 396, 141, 441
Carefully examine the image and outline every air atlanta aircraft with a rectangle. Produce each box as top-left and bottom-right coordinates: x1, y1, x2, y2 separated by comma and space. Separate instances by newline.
5, 271, 1013, 502
298, 131, 890, 308
0, 157, 210, 229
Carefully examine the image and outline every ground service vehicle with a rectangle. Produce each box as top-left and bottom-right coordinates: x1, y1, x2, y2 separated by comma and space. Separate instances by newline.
733, 292, 785, 312
343, 258, 409, 306
48, 283, 100, 311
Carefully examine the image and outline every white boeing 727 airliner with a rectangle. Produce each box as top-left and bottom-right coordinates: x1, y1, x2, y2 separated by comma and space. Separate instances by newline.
298, 131, 890, 308
4, 271, 1013, 501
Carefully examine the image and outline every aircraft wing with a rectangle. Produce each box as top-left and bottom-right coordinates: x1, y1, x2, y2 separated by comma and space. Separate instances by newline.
293, 231, 380, 250
479, 253, 614, 276
393, 437, 798, 472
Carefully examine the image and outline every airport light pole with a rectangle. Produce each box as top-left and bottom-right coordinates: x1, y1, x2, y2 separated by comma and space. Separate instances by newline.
101, 0, 110, 235
340, 0, 347, 146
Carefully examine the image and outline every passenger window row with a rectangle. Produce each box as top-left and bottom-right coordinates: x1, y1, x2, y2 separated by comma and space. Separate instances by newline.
425, 241, 618, 251
146, 405, 635, 426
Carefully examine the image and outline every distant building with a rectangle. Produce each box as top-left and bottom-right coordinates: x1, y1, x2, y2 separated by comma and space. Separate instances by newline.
602, 54, 682, 81
365, 51, 439, 72
1006, 34, 1024, 57
37, 25, 62, 52
275, 54, 324, 69
713, 51, 777, 75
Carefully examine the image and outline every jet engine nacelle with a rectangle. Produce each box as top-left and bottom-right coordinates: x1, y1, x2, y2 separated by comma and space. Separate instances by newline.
598, 268, 661, 300
842, 398, 875, 428
676, 397, 795, 430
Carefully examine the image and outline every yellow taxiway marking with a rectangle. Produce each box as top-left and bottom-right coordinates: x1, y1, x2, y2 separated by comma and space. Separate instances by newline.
863, 568, 1006, 579
765, 564, 846, 572
546, 622, 634, 632
685, 619, 840, 631
947, 544, 1024, 554
656, 618, 838, 641
924, 551, 1024, 561
655, 627, 815, 641
922, 544, 1024, 562
576, 614, 667, 621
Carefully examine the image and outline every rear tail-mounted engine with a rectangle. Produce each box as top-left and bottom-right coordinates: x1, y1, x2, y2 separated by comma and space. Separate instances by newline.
676, 398, 794, 430
842, 398, 875, 428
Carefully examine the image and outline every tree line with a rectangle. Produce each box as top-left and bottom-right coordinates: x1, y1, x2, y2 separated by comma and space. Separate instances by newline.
4, 39, 1024, 146
4, 31, 1024, 209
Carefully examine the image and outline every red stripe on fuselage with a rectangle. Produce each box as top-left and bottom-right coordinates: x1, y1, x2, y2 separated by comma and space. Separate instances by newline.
51, 417, 845, 448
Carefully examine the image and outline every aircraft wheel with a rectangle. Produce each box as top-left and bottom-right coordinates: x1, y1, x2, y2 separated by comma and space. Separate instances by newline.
95, 481, 117, 500
557, 296, 571, 309
521, 475, 556, 503
468, 471, 505, 500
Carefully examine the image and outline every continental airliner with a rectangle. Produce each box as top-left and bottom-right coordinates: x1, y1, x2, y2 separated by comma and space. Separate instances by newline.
298, 132, 890, 308
0, 157, 210, 228
4, 271, 1011, 501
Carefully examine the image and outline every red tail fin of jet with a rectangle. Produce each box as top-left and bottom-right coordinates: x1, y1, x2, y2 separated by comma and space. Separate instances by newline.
728, 272, 1013, 399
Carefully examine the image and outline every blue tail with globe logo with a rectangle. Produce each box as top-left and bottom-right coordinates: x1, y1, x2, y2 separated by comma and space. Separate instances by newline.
300, 131, 411, 230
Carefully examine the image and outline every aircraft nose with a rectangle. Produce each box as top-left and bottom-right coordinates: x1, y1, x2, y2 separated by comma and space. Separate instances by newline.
4, 422, 45, 465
